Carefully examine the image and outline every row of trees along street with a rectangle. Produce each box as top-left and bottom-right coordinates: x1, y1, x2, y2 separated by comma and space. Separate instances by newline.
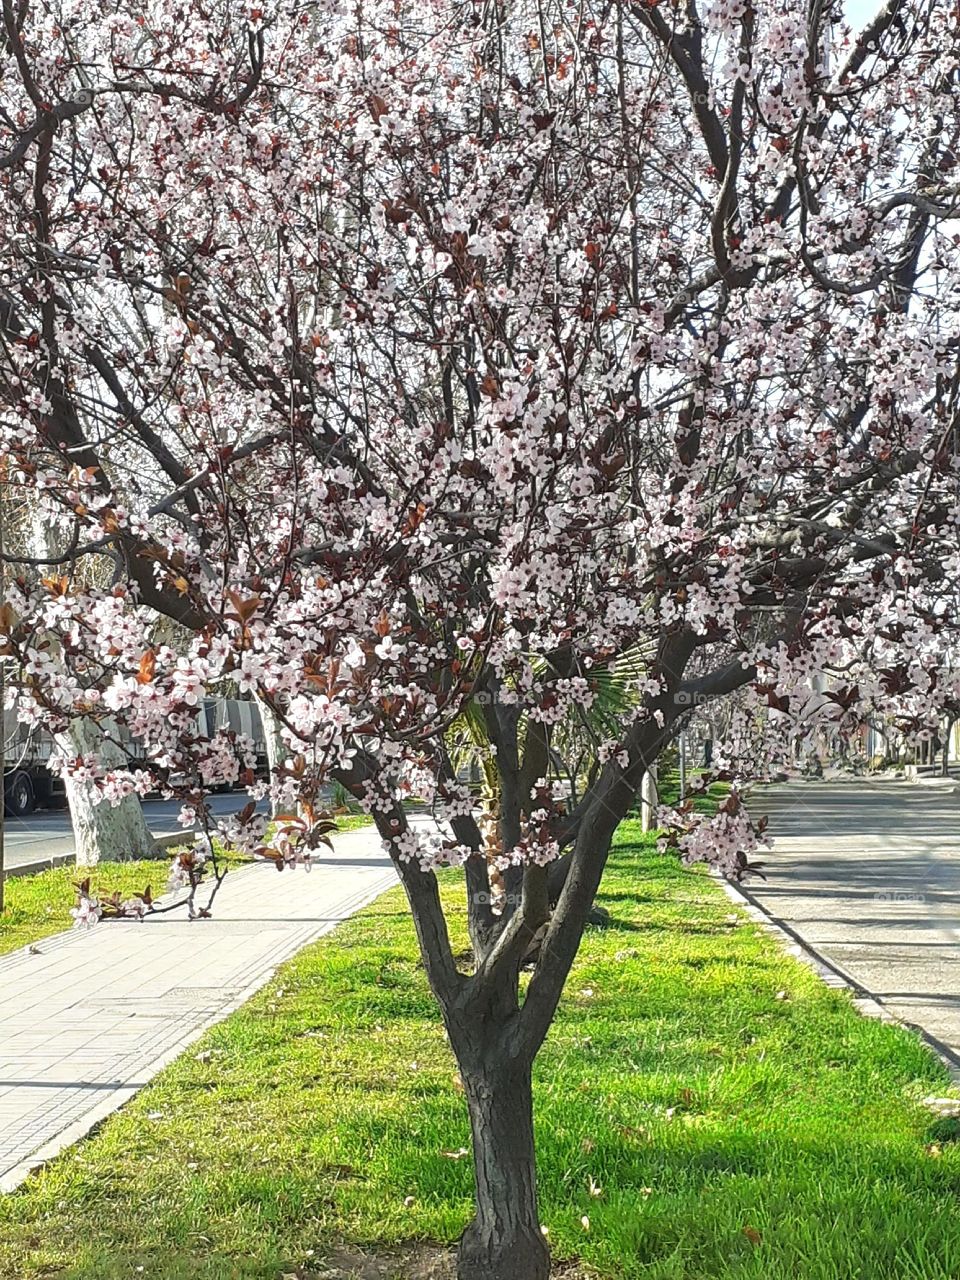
1, 0, 960, 1275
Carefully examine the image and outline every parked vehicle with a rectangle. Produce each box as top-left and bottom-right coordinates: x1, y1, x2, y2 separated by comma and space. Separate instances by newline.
1, 710, 64, 817
2, 698, 267, 817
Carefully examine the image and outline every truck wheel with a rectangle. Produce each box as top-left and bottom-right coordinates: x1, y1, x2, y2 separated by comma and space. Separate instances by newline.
4, 770, 35, 818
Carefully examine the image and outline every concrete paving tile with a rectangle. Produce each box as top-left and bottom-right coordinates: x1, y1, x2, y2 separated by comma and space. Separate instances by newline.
748, 781, 960, 1066
0, 823, 402, 1192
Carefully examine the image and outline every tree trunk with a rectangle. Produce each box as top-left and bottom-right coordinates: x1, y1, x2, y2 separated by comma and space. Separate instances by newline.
640, 765, 658, 833
255, 694, 288, 817
59, 717, 158, 866
457, 1053, 550, 1280
30, 510, 156, 866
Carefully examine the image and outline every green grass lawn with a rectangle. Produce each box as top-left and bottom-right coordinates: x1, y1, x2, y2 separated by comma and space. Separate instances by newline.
654, 769, 731, 815
326, 813, 377, 834
0, 860, 170, 957
2, 822, 960, 1279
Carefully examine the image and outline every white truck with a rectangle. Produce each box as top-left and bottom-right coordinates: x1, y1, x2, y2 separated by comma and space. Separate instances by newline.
2, 698, 268, 817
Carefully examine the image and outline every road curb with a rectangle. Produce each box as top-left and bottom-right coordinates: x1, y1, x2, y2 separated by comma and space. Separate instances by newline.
716, 870, 960, 1086
7, 830, 186, 880
5, 851, 76, 879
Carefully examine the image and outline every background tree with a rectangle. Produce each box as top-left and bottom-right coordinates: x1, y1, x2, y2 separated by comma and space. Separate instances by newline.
1, 483, 157, 862
2, 1, 960, 1276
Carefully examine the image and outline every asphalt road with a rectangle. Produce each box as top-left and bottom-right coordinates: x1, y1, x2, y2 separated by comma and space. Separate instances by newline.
748, 779, 960, 1064
1, 794, 266, 873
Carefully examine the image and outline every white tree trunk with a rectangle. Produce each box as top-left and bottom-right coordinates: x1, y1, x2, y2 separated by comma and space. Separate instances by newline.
58, 717, 158, 866
640, 765, 658, 834
255, 694, 289, 817
29, 510, 158, 867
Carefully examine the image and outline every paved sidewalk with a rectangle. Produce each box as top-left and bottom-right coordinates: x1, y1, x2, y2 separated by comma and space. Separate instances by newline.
0, 825, 397, 1192
748, 780, 960, 1065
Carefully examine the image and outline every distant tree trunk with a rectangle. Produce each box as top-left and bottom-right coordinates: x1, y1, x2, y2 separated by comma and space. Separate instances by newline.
456, 1051, 549, 1280
28, 514, 156, 866
942, 717, 955, 777
640, 765, 658, 832
256, 695, 288, 817
60, 717, 158, 866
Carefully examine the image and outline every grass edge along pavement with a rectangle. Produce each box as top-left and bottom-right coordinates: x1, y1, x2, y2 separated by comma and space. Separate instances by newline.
2, 823, 960, 1279
0, 813, 375, 958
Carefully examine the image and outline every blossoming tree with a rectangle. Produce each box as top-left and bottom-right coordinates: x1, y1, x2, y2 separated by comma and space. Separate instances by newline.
2, 0, 960, 1274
